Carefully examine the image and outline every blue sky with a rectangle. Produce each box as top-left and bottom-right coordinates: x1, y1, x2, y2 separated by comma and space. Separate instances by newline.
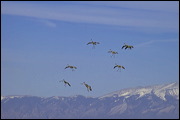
1, 1, 179, 97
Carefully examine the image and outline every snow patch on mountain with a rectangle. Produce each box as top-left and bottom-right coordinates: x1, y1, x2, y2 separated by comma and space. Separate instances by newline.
109, 102, 128, 115
100, 82, 179, 101
1, 95, 24, 100
153, 82, 179, 100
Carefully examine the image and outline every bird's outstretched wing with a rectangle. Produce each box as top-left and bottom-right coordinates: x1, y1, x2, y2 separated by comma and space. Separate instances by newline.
108, 51, 112, 53
125, 46, 128, 49
87, 42, 92, 45
122, 66, 125, 69
108, 49, 112, 53
63, 80, 71, 87
114, 65, 118, 69
122, 45, 125, 49
65, 65, 71, 69
96, 42, 100, 44
89, 86, 92, 91
67, 82, 71, 87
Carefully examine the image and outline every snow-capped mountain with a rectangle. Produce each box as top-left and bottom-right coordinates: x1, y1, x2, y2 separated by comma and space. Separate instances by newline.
1, 82, 179, 119
100, 82, 179, 101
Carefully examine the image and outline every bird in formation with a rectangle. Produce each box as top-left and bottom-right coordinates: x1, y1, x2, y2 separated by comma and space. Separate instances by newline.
81, 82, 92, 92
59, 79, 71, 87
113, 64, 125, 71
65, 64, 77, 71
122, 43, 134, 50
60, 41, 133, 91
87, 39, 100, 48
108, 49, 118, 57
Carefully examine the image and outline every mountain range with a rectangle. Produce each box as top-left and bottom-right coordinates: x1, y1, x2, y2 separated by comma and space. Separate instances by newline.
1, 82, 179, 119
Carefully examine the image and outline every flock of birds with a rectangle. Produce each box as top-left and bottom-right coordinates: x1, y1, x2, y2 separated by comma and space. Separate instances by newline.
59, 39, 134, 92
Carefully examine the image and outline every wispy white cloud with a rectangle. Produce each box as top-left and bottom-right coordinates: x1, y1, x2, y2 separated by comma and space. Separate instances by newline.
44, 20, 57, 28
135, 39, 178, 48
36, 19, 57, 28
1, 1, 179, 33
81, 1, 179, 13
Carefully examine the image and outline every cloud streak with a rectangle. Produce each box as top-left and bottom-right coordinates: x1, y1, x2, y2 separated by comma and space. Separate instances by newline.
135, 39, 178, 48
81, 1, 179, 13
1, 1, 179, 33
37, 19, 57, 28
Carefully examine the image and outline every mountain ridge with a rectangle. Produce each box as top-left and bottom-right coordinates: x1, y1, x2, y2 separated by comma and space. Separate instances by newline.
100, 81, 179, 101
1, 81, 179, 119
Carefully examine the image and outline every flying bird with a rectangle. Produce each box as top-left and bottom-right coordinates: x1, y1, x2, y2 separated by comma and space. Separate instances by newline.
81, 82, 92, 92
65, 64, 77, 71
113, 64, 125, 71
108, 49, 118, 57
87, 39, 100, 48
59, 79, 71, 87
122, 43, 134, 50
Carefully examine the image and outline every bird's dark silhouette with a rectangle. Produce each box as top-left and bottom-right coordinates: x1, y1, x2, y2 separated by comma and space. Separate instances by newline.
114, 64, 125, 71
81, 82, 92, 92
59, 79, 71, 87
87, 39, 100, 48
65, 64, 77, 71
108, 49, 118, 57
122, 43, 134, 50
